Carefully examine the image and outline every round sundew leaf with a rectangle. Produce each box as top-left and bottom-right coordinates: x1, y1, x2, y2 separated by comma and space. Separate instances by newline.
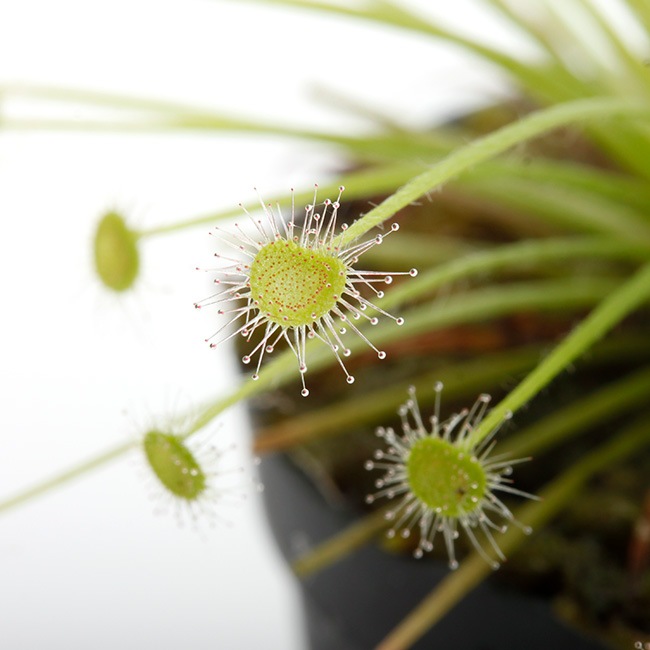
406, 437, 487, 517
249, 240, 347, 327
94, 211, 139, 292
143, 431, 207, 500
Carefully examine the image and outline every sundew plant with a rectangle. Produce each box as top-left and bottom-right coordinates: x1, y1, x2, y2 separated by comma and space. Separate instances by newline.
3, 1, 650, 648
194, 186, 416, 395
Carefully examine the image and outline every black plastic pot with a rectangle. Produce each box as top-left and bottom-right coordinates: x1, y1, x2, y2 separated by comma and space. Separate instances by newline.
259, 451, 609, 650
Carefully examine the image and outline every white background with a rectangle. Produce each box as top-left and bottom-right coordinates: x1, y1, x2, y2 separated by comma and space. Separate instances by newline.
0, 1, 522, 649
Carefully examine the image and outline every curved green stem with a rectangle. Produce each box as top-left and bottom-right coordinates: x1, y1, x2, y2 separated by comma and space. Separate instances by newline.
376, 237, 650, 311
467, 261, 650, 449
1, 83, 354, 141
625, 0, 650, 36
573, 0, 650, 97
1, 112, 447, 167
135, 156, 650, 242
474, 158, 650, 217
234, 0, 571, 100
0, 114, 360, 145
255, 345, 650, 454
406, 273, 612, 331
134, 162, 426, 238
461, 175, 650, 241
0, 440, 134, 515
254, 345, 544, 453
337, 98, 650, 245
499, 364, 650, 459
0, 83, 242, 118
